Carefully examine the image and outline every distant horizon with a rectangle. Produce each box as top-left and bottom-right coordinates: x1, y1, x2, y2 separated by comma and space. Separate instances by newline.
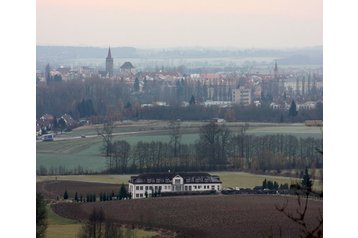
37, 44, 323, 50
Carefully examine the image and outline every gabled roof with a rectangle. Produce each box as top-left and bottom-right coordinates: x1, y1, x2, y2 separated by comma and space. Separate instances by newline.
129, 172, 221, 184
60, 113, 76, 126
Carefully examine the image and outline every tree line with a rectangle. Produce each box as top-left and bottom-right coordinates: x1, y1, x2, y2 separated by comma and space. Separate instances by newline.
102, 122, 323, 174
37, 78, 322, 123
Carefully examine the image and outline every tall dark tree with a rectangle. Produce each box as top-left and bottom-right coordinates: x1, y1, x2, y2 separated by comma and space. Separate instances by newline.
58, 118, 67, 132
36, 193, 47, 238
301, 168, 313, 192
97, 120, 115, 157
168, 120, 181, 157
53, 116, 58, 132
118, 183, 127, 200
78, 207, 105, 238
63, 190, 68, 200
197, 122, 232, 168
289, 100, 298, 117
189, 95, 196, 105
111, 140, 131, 173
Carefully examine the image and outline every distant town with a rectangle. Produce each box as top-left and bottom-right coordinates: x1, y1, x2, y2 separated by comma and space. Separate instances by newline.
36, 46, 323, 133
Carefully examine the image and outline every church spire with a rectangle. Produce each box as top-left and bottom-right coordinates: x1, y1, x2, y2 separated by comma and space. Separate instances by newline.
107, 46, 112, 59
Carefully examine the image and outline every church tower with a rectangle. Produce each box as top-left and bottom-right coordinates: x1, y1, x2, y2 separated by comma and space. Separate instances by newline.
105, 47, 114, 77
274, 61, 278, 79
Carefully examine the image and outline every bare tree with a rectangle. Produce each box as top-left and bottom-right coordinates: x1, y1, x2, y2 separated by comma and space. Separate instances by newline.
168, 120, 181, 157
97, 120, 115, 157
275, 186, 322, 238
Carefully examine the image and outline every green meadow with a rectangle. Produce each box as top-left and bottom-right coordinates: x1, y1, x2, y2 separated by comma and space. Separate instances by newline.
37, 121, 322, 172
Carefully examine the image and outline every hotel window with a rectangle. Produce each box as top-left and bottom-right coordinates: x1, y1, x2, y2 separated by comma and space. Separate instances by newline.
140, 186, 143, 190
145, 186, 148, 190
136, 194, 139, 198
140, 194, 143, 197
136, 186, 139, 190
194, 186, 197, 189
198, 185, 201, 189
212, 185, 215, 189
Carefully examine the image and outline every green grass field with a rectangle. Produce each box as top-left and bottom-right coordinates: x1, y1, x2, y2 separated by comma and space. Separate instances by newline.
46, 204, 81, 238
37, 121, 322, 172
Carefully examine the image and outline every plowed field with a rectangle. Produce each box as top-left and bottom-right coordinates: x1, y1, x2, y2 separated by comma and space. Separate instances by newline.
36, 180, 121, 200
53, 195, 322, 238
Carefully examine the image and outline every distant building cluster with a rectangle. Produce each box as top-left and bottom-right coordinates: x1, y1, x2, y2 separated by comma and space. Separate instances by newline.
37, 48, 323, 111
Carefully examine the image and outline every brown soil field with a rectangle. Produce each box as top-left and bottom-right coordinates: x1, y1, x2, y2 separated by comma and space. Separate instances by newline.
53, 195, 322, 238
36, 180, 121, 200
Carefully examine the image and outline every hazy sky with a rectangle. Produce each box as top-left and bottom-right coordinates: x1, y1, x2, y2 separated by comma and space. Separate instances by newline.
37, 0, 322, 48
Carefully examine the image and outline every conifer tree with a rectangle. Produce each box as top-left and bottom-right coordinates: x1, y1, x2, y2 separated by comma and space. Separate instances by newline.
189, 95, 196, 105
262, 179, 267, 189
301, 168, 313, 192
289, 100, 298, 117
63, 190, 68, 200
118, 184, 127, 200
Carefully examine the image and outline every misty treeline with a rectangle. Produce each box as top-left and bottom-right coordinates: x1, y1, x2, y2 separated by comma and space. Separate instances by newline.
37, 79, 322, 122
103, 122, 322, 174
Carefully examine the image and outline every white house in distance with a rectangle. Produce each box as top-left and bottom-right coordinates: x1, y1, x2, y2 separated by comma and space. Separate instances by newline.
128, 172, 222, 199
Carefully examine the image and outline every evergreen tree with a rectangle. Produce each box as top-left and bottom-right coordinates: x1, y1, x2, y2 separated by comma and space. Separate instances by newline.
189, 95, 196, 105
145, 190, 148, 198
118, 184, 127, 200
288, 100, 298, 117
74, 192, 78, 202
301, 168, 313, 192
53, 116, 58, 131
273, 181, 279, 190
58, 118, 67, 132
262, 179, 267, 189
63, 190, 68, 200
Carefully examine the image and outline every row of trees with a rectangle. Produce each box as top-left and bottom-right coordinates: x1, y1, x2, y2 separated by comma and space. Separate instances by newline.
37, 165, 101, 176
63, 185, 130, 202
101, 122, 322, 173
138, 103, 322, 122
37, 78, 322, 122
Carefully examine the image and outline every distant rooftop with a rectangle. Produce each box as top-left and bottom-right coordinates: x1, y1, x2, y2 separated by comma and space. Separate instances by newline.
120, 62, 134, 69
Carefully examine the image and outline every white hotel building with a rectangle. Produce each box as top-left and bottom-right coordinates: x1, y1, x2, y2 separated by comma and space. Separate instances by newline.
128, 172, 222, 199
